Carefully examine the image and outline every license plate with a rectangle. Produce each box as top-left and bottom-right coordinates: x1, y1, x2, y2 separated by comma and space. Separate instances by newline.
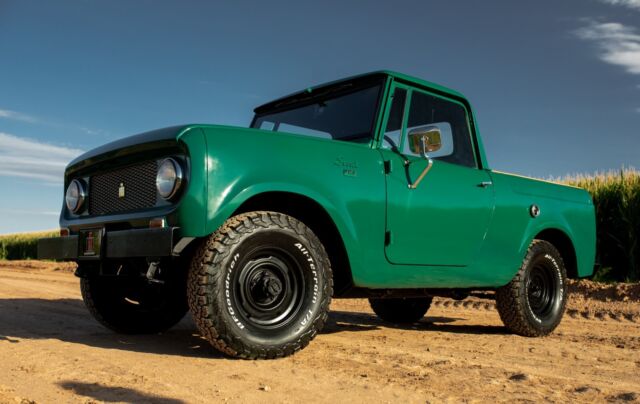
79, 228, 103, 258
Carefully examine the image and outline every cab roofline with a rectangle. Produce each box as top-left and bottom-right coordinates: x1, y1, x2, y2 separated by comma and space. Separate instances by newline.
253, 70, 467, 114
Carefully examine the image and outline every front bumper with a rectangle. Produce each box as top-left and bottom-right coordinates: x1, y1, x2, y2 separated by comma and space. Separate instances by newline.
38, 227, 177, 260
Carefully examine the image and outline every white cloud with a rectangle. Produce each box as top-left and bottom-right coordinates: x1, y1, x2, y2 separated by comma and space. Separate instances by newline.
0, 107, 110, 138
576, 21, 640, 74
0, 108, 39, 124
599, 0, 640, 10
0, 132, 83, 184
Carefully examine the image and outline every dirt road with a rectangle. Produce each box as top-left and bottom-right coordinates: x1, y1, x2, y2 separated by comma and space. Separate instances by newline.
0, 263, 638, 403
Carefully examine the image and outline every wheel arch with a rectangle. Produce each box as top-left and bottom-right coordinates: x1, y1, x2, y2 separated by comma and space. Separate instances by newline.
533, 228, 578, 279
231, 191, 355, 296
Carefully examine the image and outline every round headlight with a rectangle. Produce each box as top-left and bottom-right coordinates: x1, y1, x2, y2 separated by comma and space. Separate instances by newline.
156, 158, 183, 199
65, 179, 86, 213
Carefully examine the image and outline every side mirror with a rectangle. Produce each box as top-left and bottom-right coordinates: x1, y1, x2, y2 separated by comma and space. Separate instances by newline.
408, 126, 442, 158
406, 126, 442, 190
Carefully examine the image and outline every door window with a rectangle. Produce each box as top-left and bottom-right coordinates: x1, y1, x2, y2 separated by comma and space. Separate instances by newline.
405, 91, 476, 168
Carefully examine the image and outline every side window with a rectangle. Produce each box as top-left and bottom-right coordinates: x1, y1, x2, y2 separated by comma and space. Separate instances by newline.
382, 88, 406, 150
404, 91, 476, 168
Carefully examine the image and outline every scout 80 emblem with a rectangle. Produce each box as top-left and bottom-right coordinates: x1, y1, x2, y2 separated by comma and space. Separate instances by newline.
118, 182, 125, 198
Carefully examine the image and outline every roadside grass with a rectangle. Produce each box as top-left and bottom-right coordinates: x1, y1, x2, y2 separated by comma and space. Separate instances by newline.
0, 230, 57, 260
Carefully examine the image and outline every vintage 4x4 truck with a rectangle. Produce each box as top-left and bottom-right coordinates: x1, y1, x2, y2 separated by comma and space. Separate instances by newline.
39, 71, 596, 359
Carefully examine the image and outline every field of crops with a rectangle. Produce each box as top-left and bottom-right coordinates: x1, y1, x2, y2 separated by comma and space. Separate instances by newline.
0, 230, 57, 260
1, 169, 638, 281
564, 168, 640, 282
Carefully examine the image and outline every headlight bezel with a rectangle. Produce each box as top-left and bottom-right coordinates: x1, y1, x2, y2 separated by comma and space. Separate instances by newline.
65, 178, 87, 214
156, 157, 183, 200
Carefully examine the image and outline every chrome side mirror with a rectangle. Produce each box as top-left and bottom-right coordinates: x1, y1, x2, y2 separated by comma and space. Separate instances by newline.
406, 126, 442, 189
408, 126, 443, 158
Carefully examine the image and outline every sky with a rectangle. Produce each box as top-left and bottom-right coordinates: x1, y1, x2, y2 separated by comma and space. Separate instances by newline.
1, 0, 639, 234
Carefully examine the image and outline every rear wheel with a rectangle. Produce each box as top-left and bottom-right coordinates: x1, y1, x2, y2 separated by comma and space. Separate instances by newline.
496, 240, 567, 337
187, 211, 333, 359
369, 297, 433, 324
80, 266, 188, 334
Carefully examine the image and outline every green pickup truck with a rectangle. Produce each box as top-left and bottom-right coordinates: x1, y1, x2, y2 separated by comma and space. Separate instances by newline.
39, 71, 596, 359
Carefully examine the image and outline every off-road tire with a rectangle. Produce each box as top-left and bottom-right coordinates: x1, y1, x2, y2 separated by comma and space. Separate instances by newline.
187, 211, 333, 359
496, 240, 567, 337
369, 297, 433, 324
80, 271, 188, 334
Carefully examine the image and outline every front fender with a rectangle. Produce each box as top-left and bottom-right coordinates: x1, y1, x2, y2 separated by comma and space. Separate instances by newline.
204, 181, 359, 252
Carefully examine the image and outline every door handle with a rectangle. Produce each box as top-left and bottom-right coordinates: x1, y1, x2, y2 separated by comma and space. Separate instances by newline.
478, 181, 493, 188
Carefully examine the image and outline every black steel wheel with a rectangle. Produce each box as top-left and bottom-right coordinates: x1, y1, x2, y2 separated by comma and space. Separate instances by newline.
527, 262, 558, 319
496, 240, 567, 337
188, 211, 333, 359
235, 252, 304, 329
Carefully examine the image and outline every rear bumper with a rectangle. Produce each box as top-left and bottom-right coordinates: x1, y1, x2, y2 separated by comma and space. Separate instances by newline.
37, 227, 177, 260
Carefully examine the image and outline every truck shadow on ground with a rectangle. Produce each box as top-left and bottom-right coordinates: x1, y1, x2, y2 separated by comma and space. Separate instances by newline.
326, 310, 508, 335
57, 381, 185, 404
0, 298, 507, 359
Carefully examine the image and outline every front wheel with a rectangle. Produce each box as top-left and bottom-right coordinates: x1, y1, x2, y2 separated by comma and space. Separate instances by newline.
187, 211, 333, 359
496, 240, 567, 337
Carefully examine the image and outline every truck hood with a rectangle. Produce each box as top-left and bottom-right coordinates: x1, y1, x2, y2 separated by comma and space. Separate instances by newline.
66, 125, 191, 173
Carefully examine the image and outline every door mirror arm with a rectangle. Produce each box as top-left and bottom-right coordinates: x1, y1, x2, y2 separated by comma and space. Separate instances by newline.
406, 126, 442, 189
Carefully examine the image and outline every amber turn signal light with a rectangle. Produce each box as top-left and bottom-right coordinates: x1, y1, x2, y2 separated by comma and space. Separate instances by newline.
149, 218, 166, 229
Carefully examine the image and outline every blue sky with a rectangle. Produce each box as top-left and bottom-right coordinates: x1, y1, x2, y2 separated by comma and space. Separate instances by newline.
1, 0, 639, 234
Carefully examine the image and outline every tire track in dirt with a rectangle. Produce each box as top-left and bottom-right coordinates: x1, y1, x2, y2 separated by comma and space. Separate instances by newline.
432, 298, 640, 323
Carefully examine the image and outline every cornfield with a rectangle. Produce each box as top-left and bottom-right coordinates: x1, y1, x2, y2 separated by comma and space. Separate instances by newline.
563, 168, 640, 282
0, 230, 57, 260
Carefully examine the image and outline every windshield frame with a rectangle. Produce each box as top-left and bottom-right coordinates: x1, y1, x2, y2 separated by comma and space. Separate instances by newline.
250, 74, 389, 144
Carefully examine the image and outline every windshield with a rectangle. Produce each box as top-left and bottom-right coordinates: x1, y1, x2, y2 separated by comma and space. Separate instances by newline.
251, 83, 382, 142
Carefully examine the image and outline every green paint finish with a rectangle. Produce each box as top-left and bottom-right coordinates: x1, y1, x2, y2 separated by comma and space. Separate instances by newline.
60, 71, 596, 290
197, 125, 386, 271
482, 171, 596, 281
173, 122, 594, 288
383, 156, 495, 266
173, 127, 209, 237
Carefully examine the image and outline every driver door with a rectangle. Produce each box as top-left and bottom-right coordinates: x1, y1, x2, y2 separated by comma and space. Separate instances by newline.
380, 84, 495, 266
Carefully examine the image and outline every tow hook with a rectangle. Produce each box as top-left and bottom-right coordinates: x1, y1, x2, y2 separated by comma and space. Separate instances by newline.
146, 261, 164, 284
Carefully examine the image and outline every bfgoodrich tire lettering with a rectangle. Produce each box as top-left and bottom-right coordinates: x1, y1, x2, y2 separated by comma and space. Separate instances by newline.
496, 240, 567, 337
187, 211, 333, 359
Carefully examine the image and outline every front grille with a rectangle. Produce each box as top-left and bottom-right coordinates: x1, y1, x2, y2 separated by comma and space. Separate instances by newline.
89, 160, 157, 215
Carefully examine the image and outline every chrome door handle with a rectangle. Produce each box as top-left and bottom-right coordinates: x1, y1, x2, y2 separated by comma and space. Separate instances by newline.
478, 181, 493, 188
